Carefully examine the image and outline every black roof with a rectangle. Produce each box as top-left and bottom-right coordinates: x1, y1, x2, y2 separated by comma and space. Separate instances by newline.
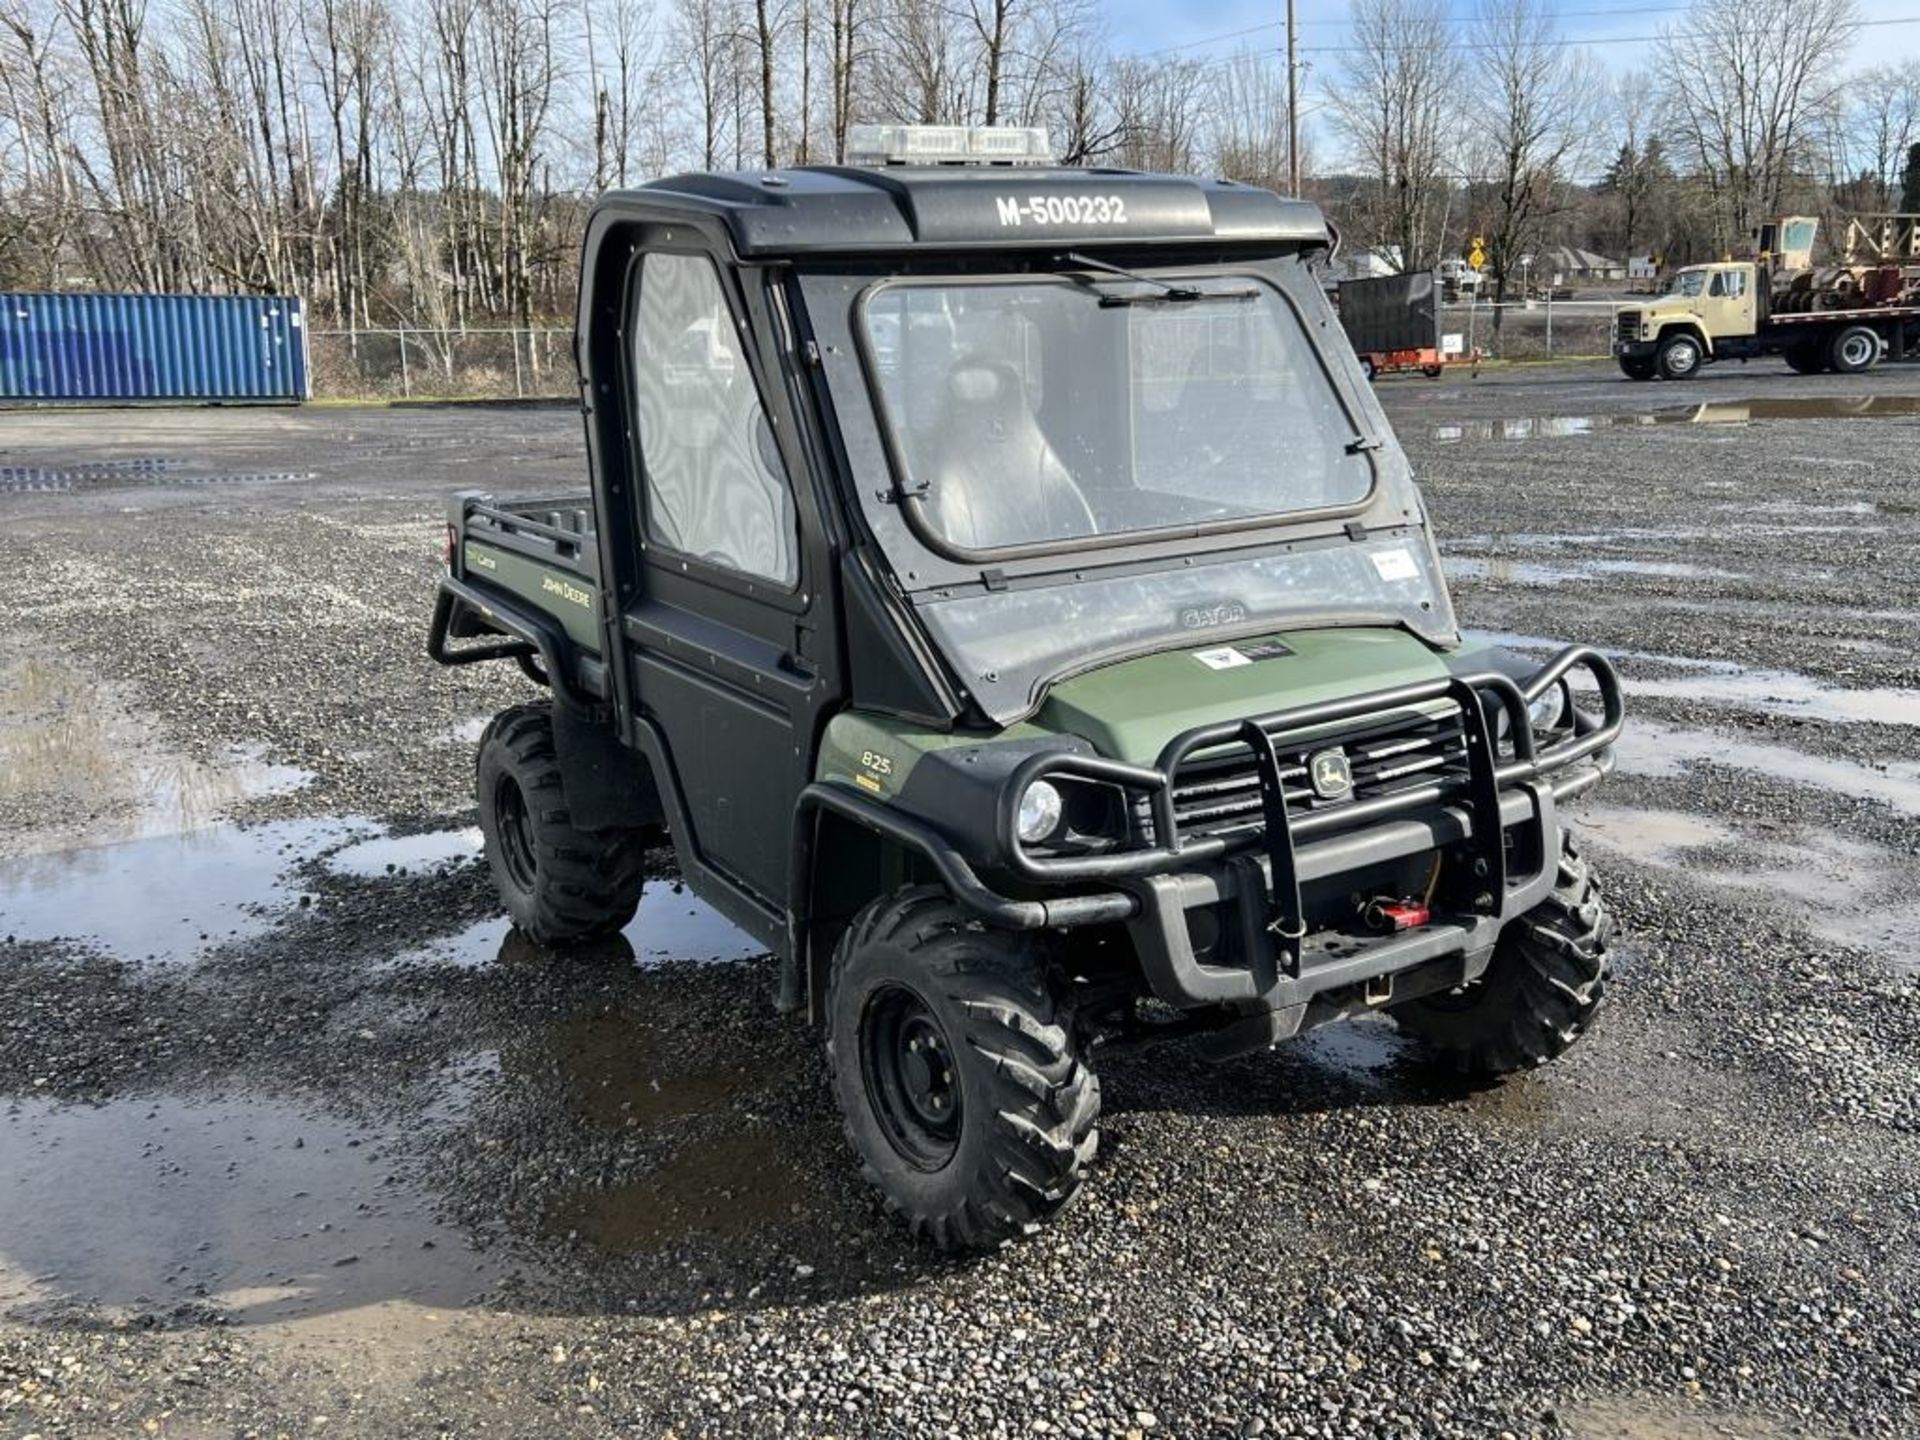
605, 164, 1329, 258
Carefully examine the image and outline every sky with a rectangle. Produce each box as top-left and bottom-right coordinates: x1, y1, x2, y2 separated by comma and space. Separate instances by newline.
1099, 0, 1920, 164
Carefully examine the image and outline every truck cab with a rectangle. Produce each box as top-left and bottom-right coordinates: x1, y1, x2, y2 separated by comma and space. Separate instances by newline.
1613, 262, 1759, 379
429, 125, 1624, 1249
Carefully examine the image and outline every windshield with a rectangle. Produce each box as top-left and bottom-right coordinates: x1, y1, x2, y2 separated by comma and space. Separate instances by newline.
861, 276, 1373, 555
1667, 270, 1708, 298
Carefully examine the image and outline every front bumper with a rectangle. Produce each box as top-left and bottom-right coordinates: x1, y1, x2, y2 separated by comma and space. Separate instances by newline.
792, 648, 1623, 1039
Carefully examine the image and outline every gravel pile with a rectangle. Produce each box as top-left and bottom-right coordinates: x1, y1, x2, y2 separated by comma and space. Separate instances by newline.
2, 365, 1918, 1437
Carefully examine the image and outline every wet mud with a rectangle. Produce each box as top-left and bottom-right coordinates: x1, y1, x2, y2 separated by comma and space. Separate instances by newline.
1430, 392, 1920, 443
3, 377, 1920, 1436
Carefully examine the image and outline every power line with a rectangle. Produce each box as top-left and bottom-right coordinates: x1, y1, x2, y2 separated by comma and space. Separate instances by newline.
1172, 10, 1920, 63
1129, 1, 1703, 58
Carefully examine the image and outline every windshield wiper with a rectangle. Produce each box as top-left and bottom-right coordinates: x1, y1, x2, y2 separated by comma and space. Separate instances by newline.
1058, 252, 1258, 308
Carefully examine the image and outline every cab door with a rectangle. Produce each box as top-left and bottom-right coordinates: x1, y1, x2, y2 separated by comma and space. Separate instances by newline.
619, 246, 829, 913
1702, 266, 1757, 340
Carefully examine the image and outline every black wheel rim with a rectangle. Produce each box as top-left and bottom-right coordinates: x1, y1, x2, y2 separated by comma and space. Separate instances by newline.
493, 773, 538, 893
860, 984, 962, 1170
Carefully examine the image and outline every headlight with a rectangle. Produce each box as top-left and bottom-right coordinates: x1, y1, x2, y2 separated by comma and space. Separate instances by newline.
1527, 683, 1568, 733
1016, 780, 1064, 845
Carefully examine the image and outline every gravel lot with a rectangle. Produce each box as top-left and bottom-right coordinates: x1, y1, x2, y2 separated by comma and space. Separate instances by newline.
2, 361, 1918, 1439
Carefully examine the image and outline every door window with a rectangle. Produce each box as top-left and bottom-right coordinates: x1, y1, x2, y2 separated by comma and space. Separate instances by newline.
633, 253, 798, 585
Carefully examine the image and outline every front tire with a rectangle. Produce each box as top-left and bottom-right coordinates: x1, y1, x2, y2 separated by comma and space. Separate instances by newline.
825, 887, 1100, 1251
476, 702, 649, 944
1656, 332, 1704, 380
1389, 840, 1610, 1074
1617, 354, 1657, 381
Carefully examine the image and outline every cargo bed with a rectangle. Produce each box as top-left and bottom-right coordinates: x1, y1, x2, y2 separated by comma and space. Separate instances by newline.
429, 490, 609, 704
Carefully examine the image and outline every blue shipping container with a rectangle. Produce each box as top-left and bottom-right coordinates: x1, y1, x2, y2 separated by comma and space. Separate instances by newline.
0, 291, 310, 402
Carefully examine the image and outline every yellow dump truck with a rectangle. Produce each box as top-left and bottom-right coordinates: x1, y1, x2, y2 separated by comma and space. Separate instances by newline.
1613, 215, 1920, 380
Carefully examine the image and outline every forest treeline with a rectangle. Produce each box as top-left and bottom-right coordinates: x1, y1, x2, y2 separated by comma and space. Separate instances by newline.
2, 0, 1912, 325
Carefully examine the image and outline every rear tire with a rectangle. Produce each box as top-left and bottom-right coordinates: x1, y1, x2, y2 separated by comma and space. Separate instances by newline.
476, 702, 649, 944
825, 886, 1100, 1251
1655, 332, 1703, 380
1784, 343, 1826, 375
1617, 355, 1657, 381
1828, 324, 1881, 375
1420, 363, 1445, 379
1389, 840, 1610, 1074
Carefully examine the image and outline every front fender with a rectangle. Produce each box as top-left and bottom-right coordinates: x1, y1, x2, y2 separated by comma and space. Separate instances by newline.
1650, 317, 1713, 355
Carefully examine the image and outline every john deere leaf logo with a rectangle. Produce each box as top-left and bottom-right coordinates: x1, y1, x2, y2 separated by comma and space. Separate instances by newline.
1309, 748, 1353, 801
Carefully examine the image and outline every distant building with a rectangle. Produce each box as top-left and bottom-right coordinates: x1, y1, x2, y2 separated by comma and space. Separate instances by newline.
1538, 246, 1627, 283
1627, 255, 1659, 281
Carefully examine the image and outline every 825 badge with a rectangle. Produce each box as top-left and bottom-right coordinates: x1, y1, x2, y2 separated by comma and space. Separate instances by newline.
854, 748, 895, 795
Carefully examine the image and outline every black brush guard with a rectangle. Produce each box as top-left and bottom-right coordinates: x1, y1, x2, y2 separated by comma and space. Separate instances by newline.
985, 646, 1624, 1019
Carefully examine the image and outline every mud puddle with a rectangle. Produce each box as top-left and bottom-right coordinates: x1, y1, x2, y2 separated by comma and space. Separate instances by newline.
435, 715, 492, 745
0, 459, 316, 493
547, 1008, 779, 1130
548, 1131, 799, 1253
1446, 556, 1744, 586
0, 818, 361, 964
499, 1000, 814, 1256
0, 818, 491, 965
541, 1035, 810, 1256
386, 885, 766, 973
325, 826, 483, 878
0, 1093, 500, 1324
1564, 1394, 1838, 1439
1611, 717, 1920, 817
0, 651, 312, 856
1474, 631, 1920, 728
1431, 394, 1920, 442
1574, 803, 1920, 964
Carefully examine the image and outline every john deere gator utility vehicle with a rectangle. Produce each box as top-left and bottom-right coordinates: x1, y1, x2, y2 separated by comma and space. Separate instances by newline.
429, 124, 1625, 1250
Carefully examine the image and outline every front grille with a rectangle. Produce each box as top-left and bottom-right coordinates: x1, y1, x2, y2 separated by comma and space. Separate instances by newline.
1163, 706, 1472, 843
1616, 312, 1640, 343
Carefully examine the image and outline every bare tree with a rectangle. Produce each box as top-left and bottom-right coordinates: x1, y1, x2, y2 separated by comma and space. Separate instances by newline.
674, 0, 730, 168
1109, 56, 1208, 174
823, 0, 859, 159
1211, 50, 1292, 193
1325, 0, 1455, 272
1846, 60, 1920, 208
585, 0, 659, 188
1657, 0, 1859, 251
1469, 0, 1597, 303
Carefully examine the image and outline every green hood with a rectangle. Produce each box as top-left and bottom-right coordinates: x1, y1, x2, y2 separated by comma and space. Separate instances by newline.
1036, 627, 1452, 765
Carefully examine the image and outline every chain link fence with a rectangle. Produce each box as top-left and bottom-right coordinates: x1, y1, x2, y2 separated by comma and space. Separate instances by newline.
304, 304, 1620, 403
307, 327, 574, 400
1440, 299, 1617, 361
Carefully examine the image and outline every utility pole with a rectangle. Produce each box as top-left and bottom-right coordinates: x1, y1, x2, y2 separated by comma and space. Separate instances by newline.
1286, 0, 1300, 195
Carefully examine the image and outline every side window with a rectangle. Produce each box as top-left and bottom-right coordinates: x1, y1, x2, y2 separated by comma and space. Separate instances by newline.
1724, 269, 1747, 299
633, 253, 798, 586
1709, 272, 1726, 297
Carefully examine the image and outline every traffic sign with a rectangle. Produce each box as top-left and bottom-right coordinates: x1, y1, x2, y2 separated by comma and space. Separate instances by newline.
1468, 244, 1486, 269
